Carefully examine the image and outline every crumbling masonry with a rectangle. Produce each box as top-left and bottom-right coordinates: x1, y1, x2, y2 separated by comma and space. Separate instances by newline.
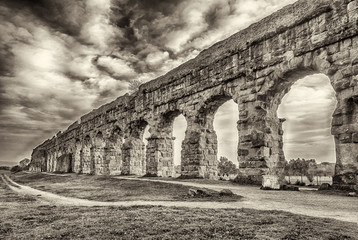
30, 0, 358, 188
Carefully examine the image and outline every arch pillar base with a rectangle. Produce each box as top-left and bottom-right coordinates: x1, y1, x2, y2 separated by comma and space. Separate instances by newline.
122, 138, 145, 175
146, 136, 175, 177
181, 129, 218, 180
237, 102, 286, 185
332, 90, 358, 189
107, 147, 122, 175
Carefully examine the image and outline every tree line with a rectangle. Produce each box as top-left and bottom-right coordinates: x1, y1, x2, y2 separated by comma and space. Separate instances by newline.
217, 156, 335, 180
284, 158, 335, 181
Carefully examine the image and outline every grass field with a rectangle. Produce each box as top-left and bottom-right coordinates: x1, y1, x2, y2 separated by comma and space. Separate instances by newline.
9, 172, 240, 202
1, 172, 358, 239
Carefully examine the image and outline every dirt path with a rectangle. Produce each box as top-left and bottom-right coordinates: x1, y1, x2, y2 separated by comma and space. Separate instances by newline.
2, 174, 358, 224
118, 177, 358, 224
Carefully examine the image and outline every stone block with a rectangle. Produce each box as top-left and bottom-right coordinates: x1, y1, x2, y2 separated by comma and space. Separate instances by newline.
332, 116, 343, 126
318, 183, 332, 190
353, 133, 358, 143
339, 133, 352, 143
262, 175, 280, 190
219, 189, 234, 196
238, 149, 249, 156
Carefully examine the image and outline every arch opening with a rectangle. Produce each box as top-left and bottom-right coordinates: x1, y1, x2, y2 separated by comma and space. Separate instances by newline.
123, 120, 148, 175
145, 110, 186, 177
173, 114, 187, 177
108, 126, 124, 175
82, 135, 92, 174
277, 73, 337, 185
94, 131, 106, 175
187, 94, 238, 179
143, 125, 150, 147
74, 139, 82, 173
213, 99, 239, 179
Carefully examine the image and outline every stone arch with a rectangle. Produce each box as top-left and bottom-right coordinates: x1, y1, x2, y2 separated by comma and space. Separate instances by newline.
55, 144, 73, 173
73, 138, 82, 173
181, 92, 237, 179
285, 51, 358, 185
197, 95, 234, 128
277, 74, 337, 183
47, 149, 56, 172
146, 109, 187, 177
94, 131, 105, 146
82, 135, 93, 174
238, 45, 358, 187
122, 119, 148, 175
107, 126, 124, 175
93, 131, 107, 175
45, 150, 51, 172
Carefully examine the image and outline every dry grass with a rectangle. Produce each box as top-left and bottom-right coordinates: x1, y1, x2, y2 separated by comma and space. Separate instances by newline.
9, 172, 241, 202
2, 173, 358, 239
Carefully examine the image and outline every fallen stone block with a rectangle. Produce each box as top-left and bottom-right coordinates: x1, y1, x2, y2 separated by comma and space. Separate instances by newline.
318, 183, 332, 191
219, 189, 234, 196
348, 192, 357, 197
196, 188, 211, 197
188, 189, 197, 196
262, 175, 280, 190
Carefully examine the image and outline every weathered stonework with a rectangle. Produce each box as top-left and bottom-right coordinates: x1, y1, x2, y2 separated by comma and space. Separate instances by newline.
30, 0, 358, 188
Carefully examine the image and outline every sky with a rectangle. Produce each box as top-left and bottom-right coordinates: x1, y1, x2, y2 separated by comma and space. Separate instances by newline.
0, 0, 336, 167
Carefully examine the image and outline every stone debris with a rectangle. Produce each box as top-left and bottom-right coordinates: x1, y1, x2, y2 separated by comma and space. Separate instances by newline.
318, 183, 332, 191
188, 188, 212, 197
219, 189, 234, 196
188, 189, 197, 197
348, 192, 357, 197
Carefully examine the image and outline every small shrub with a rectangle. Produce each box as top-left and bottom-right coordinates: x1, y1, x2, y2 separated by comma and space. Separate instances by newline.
10, 165, 22, 173
142, 173, 157, 178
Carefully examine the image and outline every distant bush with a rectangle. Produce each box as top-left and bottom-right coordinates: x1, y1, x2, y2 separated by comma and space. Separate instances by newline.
10, 165, 22, 173
0, 166, 10, 170
294, 181, 306, 186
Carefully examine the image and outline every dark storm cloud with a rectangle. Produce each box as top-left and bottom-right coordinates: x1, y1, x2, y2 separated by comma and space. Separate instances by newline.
1, 0, 87, 37
0, 45, 15, 77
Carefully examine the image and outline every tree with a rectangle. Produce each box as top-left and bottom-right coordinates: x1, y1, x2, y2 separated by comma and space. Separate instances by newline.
218, 156, 238, 175
284, 160, 294, 183
284, 158, 317, 183
128, 79, 145, 94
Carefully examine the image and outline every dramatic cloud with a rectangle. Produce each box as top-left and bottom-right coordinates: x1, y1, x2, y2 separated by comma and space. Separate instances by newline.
2, 0, 332, 167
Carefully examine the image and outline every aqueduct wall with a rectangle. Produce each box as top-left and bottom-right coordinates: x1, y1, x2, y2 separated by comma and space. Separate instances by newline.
30, 0, 358, 188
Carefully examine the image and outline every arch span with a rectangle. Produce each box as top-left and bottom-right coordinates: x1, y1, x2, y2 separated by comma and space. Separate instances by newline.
30, 0, 358, 189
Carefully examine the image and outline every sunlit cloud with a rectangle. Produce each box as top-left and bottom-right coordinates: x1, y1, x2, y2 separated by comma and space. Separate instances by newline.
278, 74, 337, 163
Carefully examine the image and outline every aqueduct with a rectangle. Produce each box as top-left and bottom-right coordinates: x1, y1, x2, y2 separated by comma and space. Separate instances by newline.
30, 0, 358, 189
